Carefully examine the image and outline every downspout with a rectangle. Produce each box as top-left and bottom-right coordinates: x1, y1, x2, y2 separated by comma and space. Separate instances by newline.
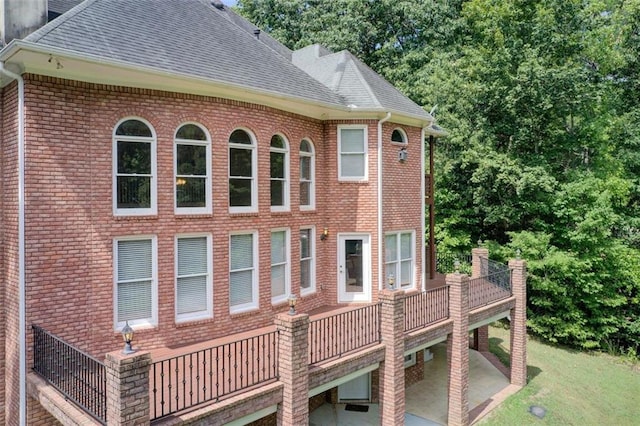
421, 127, 426, 291
377, 112, 391, 291
0, 62, 26, 426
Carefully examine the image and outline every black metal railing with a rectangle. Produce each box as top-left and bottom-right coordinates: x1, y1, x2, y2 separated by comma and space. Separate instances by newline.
150, 330, 279, 421
404, 286, 450, 332
436, 251, 472, 275
469, 267, 512, 309
32, 325, 107, 424
309, 304, 381, 365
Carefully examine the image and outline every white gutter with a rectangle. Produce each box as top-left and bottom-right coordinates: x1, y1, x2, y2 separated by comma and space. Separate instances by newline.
0, 62, 26, 425
421, 127, 427, 291
377, 112, 391, 291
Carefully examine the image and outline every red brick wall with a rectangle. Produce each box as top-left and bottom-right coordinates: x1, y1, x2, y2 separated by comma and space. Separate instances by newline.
405, 350, 425, 387
27, 397, 62, 426
2, 80, 20, 426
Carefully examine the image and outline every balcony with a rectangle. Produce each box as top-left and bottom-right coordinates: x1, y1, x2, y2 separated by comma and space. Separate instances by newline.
29, 249, 524, 425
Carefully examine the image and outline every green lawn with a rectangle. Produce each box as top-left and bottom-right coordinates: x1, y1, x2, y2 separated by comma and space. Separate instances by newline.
479, 326, 640, 425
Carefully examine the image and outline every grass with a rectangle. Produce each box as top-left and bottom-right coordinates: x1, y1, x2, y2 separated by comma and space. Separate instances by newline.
478, 325, 640, 425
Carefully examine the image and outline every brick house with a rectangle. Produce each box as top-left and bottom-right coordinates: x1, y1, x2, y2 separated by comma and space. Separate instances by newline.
0, 0, 527, 425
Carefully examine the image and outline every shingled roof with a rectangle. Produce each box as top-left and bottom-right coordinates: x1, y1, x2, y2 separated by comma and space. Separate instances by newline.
14, 0, 432, 122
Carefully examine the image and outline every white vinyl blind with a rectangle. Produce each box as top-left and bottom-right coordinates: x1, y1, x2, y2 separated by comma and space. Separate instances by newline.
340, 128, 366, 178
300, 228, 314, 292
271, 231, 287, 300
177, 236, 209, 317
230, 234, 255, 309
117, 239, 153, 323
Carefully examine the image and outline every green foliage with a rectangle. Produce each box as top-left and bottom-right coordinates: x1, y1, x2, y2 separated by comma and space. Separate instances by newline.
237, 0, 640, 353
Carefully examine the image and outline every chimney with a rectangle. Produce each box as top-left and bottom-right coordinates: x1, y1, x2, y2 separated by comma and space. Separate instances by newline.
1, 0, 48, 46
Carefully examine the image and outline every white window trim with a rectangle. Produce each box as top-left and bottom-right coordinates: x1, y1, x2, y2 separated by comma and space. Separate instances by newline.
113, 235, 158, 330
229, 128, 258, 214
385, 230, 416, 290
175, 233, 213, 323
338, 124, 368, 182
391, 127, 408, 145
112, 117, 157, 216
270, 228, 291, 305
299, 139, 315, 211
174, 123, 212, 215
270, 135, 290, 212
404, 352, 417, 368
229, 231, 259, 314
300, 226, 316, 296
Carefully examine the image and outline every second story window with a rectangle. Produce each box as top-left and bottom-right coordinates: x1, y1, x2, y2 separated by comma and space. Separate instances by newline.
338, 125, 368, 181
385, 231, 415, 290
229, 129, 257, 213
271, 229, 290, 304
229, 232, 258, 313
270, 135, 289, 211
299, 139, 315, 209
113, 118, 156, 215
175, 123, 211, 214
300, 227, 315, 295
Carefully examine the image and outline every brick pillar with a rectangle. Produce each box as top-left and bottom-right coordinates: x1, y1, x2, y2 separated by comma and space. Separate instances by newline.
379, 289, 406, 425
105, 350, 151, 426
447, 272, 469, 426
473, 326, 489, 352
471, 247, 489, 278
275, 312, 309, 426
509, 258, 527, 387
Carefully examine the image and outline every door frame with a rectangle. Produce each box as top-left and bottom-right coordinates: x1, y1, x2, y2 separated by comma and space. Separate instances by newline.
337, 233, 371, 303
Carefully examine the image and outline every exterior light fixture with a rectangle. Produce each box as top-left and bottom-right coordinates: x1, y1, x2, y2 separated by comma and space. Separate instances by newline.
121, 321, 135, 355
398, 147, 407, 162
288, 294, 298, 315
320, 227, 329, 241
387, 274, 395, 290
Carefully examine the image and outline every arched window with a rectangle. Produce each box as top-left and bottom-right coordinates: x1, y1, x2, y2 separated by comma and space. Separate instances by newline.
228, 129, 257, 212
270, 134, 289, 211
113, 118, 156, 215
391, 128, 408, 144
299, 139, 315, 209
175, 123, 211, 214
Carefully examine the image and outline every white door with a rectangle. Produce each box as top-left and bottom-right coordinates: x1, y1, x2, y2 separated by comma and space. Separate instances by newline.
338, 234, 371, 302
338, 373, 370, 401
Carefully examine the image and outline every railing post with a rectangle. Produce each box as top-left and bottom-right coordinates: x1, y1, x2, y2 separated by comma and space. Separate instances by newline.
275, 312, 309, 426
509, 257, 527, 387
379, 289, 406, 425
447, 271, 469, 426
105, 350, 151, 425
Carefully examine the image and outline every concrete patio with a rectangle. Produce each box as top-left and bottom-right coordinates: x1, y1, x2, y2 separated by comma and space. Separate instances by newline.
309, 342, 515, 425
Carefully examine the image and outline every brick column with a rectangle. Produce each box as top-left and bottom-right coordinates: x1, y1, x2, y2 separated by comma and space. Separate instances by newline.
509, 258, 527, 387
447, 272, 469, 426
275, 312, 309, 426
471, 246, 489, 278
105, 350, 151, 425
471, 247, 490, 352
379, 289, 406, 425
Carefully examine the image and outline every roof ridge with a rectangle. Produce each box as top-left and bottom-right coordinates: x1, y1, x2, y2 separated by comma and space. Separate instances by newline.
25, 0, 95, 43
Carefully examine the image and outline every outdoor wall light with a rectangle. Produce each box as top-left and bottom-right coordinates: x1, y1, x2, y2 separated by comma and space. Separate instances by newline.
121, 321, 135, 355
288, 294, 298, 315
387, 274, 395, 290
398, 147, 407, 162
320, 227, 329, 241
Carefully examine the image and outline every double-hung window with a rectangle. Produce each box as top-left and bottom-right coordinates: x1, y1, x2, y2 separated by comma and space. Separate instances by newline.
175, 235, 212, 322
175, 123, 211, 214
338, 125, 367, 181
300, 227, 315, 294
114, 236, 157, 329
270, 135, 289, 211
229, 232, 258, 313
299, 139, 315, 209
271, 229, 290, 304
229, 129, 257, 213
385, 231, 415, 290
113, 118, 156, 215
